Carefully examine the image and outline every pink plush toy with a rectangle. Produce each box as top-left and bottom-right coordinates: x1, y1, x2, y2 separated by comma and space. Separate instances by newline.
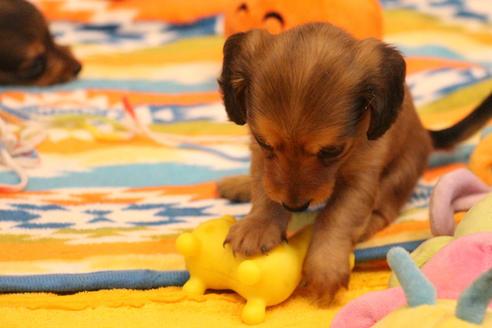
430, 168, 491, 236
331, 233, 492, 328
331, 168, 492, 328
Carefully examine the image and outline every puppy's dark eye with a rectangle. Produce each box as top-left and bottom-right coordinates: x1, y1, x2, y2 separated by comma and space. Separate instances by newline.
354, 91, 376, 113
354, 97, 369, 111
254, 135, 273, 151
317, 145, 344, 162
254, 135, 275, 159
21, 54, 47, 80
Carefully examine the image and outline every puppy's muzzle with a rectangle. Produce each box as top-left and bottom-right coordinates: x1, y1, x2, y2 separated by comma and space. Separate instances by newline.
72, 61, 82, 76
282, 201, 311, 212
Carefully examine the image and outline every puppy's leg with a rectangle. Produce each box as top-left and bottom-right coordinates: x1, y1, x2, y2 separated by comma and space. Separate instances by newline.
217, 175, 252, 203
300, 174, 377, 306
224, 178, 290, 256
359, 143, 430, 241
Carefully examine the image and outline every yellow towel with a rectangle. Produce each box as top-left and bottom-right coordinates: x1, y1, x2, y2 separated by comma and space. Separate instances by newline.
0, 270, 389, 328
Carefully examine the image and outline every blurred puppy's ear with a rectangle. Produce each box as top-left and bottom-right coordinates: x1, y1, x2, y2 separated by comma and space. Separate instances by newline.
357, 38, 406, 140
218, 30, 269, 125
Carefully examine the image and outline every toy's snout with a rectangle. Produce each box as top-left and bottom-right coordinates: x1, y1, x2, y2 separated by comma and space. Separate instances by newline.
176, 232, 199, 257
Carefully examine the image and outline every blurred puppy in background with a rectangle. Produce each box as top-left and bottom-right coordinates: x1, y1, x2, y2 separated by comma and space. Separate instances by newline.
0, 0, 81, 86
218, 23, 492, 305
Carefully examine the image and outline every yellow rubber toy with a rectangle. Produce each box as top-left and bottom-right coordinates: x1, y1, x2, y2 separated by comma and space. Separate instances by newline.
176, 215, 354, 325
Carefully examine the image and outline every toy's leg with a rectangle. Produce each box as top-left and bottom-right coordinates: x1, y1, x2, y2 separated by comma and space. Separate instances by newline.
182, 277, 206, 296
241, 298, 266, 325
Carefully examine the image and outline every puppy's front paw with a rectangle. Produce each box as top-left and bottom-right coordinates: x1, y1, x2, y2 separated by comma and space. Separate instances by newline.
299, 251, 350, 307
224, 216, 286, 257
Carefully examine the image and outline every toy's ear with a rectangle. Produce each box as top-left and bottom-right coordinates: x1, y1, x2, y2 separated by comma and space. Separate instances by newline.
387, 247, 436, 307
218, 30, 269, 125
456, 268, 492, 325
357, 38, 406, 140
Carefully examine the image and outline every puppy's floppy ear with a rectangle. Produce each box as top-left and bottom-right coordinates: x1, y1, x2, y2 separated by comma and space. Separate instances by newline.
357, 38, 406, 140
218, 30, 267, 125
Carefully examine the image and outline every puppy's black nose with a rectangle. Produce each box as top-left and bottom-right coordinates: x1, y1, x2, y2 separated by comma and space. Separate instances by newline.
282, 202, 310, 213
72, 62, 82, 76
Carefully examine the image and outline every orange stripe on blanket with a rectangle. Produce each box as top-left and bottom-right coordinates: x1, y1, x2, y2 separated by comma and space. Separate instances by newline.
91, 90, 221, 106
0, 111, 24, 125
406, 57, 476, 75
48, 193, 145, 206
108, 0, 229, 23
365, 212, 466, 243
0, 190, 54, 199
36, 0, 229, 24
0, 237, 177, 261
422, 163, 467, 181
1, 91, 221, 106
132, 182, 219, 201
41, 183, 218, 206
34, 2, 93, 22
37, 136, 163, 155
372, 220, 431, 238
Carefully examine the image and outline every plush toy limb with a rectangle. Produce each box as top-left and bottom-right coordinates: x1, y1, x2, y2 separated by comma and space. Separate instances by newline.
182, 277, 206, 296
456, 269, 492, 324
387, 247, 436, 307
388, 236, 453, 287
330, 288, 406, 328
241, 298, 266, 325
430, 168, 491, 236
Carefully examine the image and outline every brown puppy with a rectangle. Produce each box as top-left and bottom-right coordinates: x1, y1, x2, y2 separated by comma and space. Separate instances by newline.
218, 23, 492, 305
0, 0, 81, 86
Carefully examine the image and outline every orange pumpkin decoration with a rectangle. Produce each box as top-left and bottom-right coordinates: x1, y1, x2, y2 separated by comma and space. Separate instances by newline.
224, 0, 383, 39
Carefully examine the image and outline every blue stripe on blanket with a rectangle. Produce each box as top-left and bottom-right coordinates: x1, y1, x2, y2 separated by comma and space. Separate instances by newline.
0, 270, 189, 293
51, 16, 220, 46
354, 240, 426, 262
0, 241, 426, 293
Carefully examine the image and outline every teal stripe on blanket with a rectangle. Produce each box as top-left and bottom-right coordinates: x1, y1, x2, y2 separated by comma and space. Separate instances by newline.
0, 79, 219, 94
0, 163, 248, 190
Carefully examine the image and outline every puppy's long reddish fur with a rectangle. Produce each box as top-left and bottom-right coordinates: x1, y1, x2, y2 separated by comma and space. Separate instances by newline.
218, 23, 492, 305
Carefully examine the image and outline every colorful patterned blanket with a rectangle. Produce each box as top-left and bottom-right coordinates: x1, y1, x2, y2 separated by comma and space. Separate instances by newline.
0, 0, 491, 289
